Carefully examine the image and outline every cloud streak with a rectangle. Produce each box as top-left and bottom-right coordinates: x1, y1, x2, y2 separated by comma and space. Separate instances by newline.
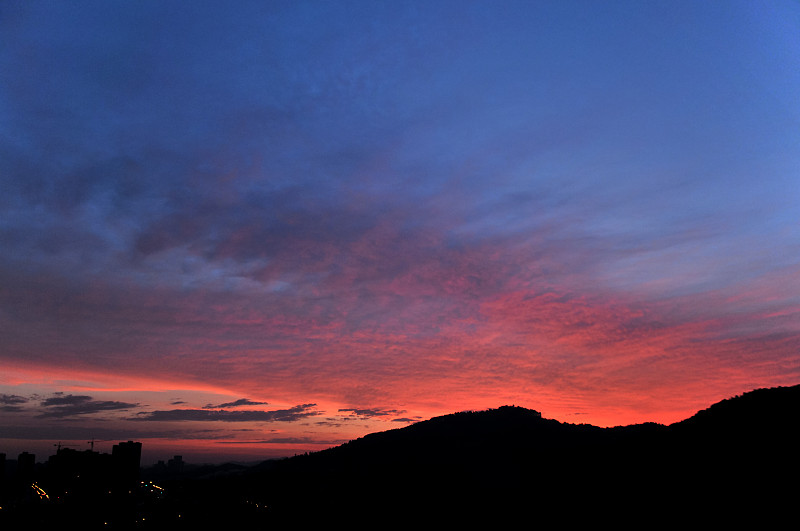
36, 394, 140, 418
0, 1, 798, 462
1, 393, 28, 413
338, 408, 407, 419
1, 394, 27, 405
203, 398, 269, 409
132, 404, 319, 423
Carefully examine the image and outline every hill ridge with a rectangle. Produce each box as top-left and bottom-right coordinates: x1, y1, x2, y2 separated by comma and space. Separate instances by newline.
244, 384, 799, 523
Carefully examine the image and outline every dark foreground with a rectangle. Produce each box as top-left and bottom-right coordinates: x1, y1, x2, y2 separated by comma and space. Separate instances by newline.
2, 384, 798, 528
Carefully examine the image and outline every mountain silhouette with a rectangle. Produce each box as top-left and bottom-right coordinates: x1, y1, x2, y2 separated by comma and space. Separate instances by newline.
5, 384, 797, 528
209, 384, 798, 527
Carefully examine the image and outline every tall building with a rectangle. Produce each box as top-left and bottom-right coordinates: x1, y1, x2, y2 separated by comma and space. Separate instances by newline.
17, 451, 36, 481
167, 455, 184, 475
111, 441, 142, 490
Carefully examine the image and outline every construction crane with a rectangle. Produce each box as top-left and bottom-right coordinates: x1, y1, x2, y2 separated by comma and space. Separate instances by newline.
87, 438, 113, 451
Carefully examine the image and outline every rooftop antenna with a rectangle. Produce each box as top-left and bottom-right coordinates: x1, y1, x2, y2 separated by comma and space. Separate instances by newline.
88, 438, 95, 451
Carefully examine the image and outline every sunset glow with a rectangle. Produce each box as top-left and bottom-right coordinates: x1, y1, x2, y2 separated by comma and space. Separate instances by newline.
2, 0, 799, 464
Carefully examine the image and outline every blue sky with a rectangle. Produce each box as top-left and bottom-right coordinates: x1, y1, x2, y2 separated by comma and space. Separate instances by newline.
1, 0, 798, 463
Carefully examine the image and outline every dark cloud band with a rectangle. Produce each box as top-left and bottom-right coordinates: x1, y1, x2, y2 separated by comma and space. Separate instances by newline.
132, 404, 318, 423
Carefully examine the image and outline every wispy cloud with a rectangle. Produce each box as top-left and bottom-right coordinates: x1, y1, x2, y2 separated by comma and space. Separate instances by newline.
0, 0, 797, 460
1, 393, 28, 412
203, 398, 269, 409
132, 404, 318, 423
42, 394, 94, 407
1, 394, 28, 405
338, 408, 407, 419
216, 436, 339, 445
37, 394, 139, 418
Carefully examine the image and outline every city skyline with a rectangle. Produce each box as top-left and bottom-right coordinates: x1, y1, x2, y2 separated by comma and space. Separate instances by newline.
2, 1, 799, 464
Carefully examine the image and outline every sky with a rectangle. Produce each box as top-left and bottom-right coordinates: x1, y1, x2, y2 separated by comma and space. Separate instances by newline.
1, 0, 799, 465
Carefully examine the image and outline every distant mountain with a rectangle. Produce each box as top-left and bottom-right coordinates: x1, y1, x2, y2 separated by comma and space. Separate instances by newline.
239, 385, 800, 526
13, 385, 794, 528
671, 384, 800, 432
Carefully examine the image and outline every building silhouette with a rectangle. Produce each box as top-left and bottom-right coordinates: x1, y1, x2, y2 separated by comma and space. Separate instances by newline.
112, 440, 142, 490
167, 455, 184, 475
46, 446, 112, 498
17, 451, 35, 482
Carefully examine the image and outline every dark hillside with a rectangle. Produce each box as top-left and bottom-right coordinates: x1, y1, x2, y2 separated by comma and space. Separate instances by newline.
662, 385, 800, 516
8, 386, 796, 528
246, 386, 800, 526
671, 384, 800, 432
